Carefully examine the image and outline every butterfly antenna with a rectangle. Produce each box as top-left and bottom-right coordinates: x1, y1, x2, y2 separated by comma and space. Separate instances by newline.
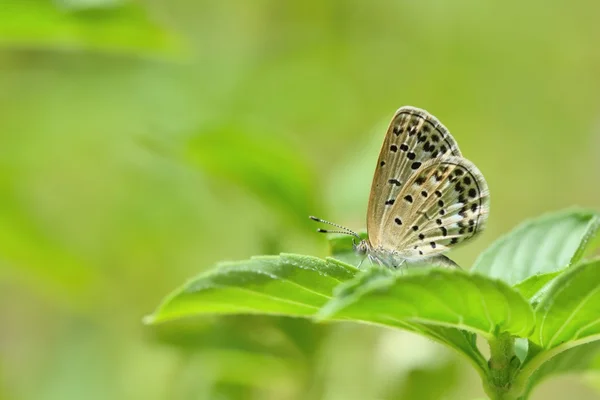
316, 229, 354, 235
309, 216, 361, 240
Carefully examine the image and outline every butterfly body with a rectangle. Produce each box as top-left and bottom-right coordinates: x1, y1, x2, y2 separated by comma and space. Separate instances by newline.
312, 106, 490, 269
354, 239, 459, 269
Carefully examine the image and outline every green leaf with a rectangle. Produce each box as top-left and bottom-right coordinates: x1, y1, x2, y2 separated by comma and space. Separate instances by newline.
382, 359, 459, 400
186, 127, 320, 226
0, 174, 98, 304
147, 253, 553, 393
146, 254, 356, 324
529, 259, 600, 349
521, 342, 600, 397
192, 349, 303, 389
512, 270, 563, 302
146, 254, 492, 377
510, 260, 600, 397
0, 1, 183, 58
317, 267, 535, 339
472, 209, 600, 285
147, 315, 327, 397
407, 326, 486, 376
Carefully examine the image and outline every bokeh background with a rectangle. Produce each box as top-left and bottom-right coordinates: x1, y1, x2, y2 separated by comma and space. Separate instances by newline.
1, 1, 599, 399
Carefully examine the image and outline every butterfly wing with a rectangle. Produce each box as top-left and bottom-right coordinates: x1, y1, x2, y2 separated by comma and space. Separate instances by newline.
367, 106, 462, 246
378, 156, 490, 258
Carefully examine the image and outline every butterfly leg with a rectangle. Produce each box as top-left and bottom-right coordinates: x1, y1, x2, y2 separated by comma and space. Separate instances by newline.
356, 256, 367, 269
395, 259, 407, 274
367, 254, 382, 268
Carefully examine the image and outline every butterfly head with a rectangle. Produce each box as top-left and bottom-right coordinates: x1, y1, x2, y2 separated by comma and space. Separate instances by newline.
353, 239, 371, 256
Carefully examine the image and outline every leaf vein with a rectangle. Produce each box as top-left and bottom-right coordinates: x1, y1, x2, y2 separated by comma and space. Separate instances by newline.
547, 284, 600, 348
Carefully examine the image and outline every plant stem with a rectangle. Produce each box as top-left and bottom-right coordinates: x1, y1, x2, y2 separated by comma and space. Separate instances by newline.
485, 333, 520, 400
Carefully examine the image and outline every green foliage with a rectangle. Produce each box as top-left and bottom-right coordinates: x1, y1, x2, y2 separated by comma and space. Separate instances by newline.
0, 0, 182, 58
472, 209, 600, 285
147, 209, 600, 400
4, 1, 600, 399
147, 255, 355, 322
512, 271, 563, 302
186, 127, 320, 226
315, 267, 534, 338
530, 260, 600, 349
387, 360, 459, 400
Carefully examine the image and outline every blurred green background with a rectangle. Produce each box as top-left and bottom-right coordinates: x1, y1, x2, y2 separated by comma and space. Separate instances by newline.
1, 1, 599, 399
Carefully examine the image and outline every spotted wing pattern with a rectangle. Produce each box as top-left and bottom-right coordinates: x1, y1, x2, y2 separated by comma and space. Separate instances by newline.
377, 156, 490, 259
367, 106, 462, 246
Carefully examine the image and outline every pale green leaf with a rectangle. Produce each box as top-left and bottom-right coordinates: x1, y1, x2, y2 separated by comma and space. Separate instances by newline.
530, 259, 600, 349
522, 342, 600, 397
472, 209, 600, 285
513, 270, 563, 302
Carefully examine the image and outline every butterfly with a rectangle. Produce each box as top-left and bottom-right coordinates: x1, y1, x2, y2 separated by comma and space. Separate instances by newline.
311, 106, 490, 269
